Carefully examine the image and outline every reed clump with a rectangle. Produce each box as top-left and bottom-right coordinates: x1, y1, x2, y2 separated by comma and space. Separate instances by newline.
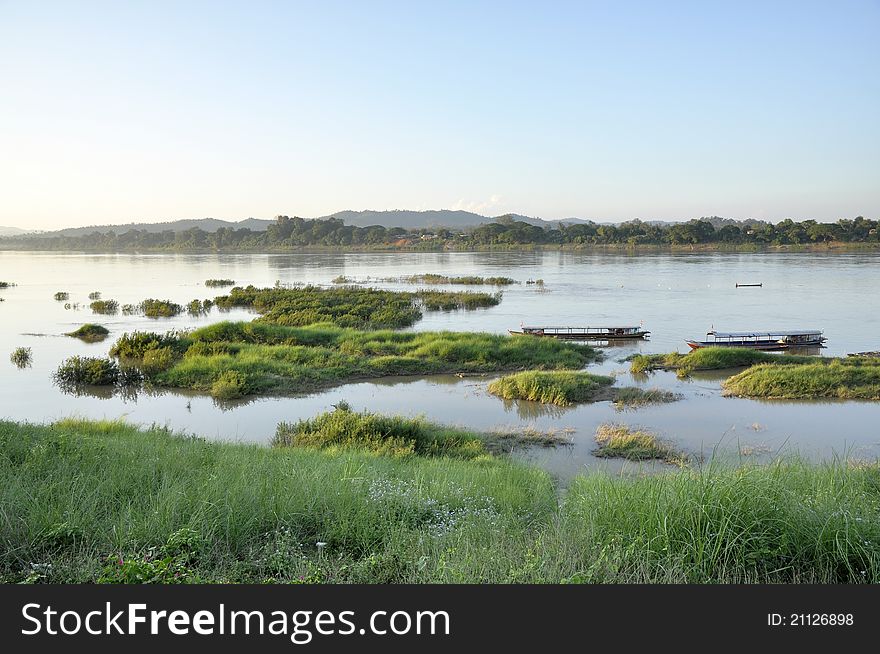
89, 299, 119, 315
139, 299, 184, 318
53, 291, 69, 301
612, 387, 682, 408
273, 405, 488, 459
205, 279, 235, 287
10, 347, 32, 368
593, 424, 688, 465
488, 371, 614, 406
398, 274, 516, 286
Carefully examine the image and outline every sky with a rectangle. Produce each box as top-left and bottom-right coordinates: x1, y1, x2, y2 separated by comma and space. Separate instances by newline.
1, 0, 878, 230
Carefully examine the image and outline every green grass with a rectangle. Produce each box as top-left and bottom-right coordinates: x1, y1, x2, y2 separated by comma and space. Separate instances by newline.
110, 321, 598, 399
10, 347, 32, 368
65, 324, 110, 342
592, 424, 688, 465
487, 371, 613, 406
213, 285, 499, 329
722, 358, 880, 399
612, 387, 682, 409
2, 418, 878, 583
273, 405, 489, 459
631, 347, 816, 377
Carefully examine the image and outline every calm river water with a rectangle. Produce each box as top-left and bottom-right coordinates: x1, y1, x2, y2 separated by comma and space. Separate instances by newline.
1, 250, 879, 480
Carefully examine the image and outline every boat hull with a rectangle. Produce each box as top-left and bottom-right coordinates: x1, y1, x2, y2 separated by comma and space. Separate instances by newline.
685, 340, 815, 351
510, 330, 650, 340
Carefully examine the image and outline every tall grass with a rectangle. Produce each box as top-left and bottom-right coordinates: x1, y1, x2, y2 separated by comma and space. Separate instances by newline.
488, 371, 613, 406
274, 405, 488, 459
2, 419, 878, 583
723, 359, 880, 399
556, 461, 880, 582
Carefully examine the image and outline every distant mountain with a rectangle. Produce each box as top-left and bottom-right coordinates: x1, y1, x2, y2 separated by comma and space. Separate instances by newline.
49, 217, 273, 237
10, 211, 685, 239
0, 226, 36, 236
321, 209, 492, 229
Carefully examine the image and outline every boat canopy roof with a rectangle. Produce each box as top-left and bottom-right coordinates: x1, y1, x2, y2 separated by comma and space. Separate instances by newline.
709, 330, 823, 338
523, 325, 642, 330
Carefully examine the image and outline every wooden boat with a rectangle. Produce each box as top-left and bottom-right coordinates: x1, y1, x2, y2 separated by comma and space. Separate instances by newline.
686, 330, 825, 351
509, 325, 650, 340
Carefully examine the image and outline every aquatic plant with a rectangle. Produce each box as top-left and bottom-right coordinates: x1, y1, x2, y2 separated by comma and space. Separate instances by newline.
722, 358, 880, 400
396, 274, 516, 286
89, 299, 119, 315
487, 371, 614, 406
53, 291, 69, 301
139, 298, 184, 318
88, 291, 102, 300
53, 356, 119, 386
416, 290, 500, 311
186, 299, 214, 315
273, 406, 488, 459
205, 279, 236, 287
612, 387, 682, 409
65, 323, 110, 342
592, 424, 687, 465
0, 281, 14, 288
10, 347, 32, 368
331, 275, 354, 284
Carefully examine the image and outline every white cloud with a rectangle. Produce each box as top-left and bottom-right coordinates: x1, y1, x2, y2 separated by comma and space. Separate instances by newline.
451, 194, 504, 215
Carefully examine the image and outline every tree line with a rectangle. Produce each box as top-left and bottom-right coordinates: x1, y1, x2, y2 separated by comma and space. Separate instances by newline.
1, 215, 877, 251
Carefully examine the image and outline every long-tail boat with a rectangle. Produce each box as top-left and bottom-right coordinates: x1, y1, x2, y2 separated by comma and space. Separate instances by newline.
685, 330, 825, 351
508, 325, 650, 340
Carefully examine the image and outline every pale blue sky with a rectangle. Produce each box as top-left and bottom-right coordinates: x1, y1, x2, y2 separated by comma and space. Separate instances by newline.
1, 0, 878, 229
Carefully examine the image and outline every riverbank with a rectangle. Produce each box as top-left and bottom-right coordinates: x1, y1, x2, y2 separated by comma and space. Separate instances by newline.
2, 418, 877, 583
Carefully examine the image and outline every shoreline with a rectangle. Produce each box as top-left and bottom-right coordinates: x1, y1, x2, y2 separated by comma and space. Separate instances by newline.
2, 241, 880, 255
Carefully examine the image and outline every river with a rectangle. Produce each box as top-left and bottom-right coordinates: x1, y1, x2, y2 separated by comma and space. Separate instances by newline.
1, 249, 878, 480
